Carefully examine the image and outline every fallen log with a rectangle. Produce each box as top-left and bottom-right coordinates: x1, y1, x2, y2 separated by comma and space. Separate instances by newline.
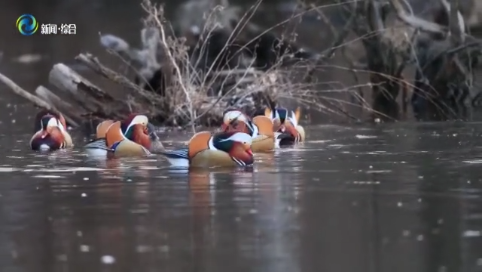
75, 53, 162, 105
49, 64, 108, 113
48, 63, 129, 120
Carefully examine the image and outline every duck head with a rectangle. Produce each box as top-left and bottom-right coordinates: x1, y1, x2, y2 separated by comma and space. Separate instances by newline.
121, 114, 149, 138
128, 124, 151, 149
121, 115, 165, 152
265, 107, 286, 132
212, 131, 254, 166
34, 110, 67, 133
30, 115, 66, 151
265, 107, 300, 133
221, 109, 254, 134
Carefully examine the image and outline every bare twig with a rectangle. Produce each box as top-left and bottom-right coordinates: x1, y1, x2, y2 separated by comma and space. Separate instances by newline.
390, 0, 447, 34
142, 1, 198, 132
0, 73, 79, 126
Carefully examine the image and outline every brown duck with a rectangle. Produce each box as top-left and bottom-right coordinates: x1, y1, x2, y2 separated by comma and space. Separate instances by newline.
221, 109, 275, 152
30, 110, 73, 151
160, 131, 254, 168
85, 114, 164, 156
265, 107, 305, 146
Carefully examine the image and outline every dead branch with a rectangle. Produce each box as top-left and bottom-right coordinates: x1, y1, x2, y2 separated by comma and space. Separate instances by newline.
0, 73, 49, 109
441, 0, 465, 42
0, 72, 80, 126
390, 0, 447, 34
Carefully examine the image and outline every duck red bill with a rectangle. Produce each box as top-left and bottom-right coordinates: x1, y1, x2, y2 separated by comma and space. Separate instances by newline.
246, 148, 253, 156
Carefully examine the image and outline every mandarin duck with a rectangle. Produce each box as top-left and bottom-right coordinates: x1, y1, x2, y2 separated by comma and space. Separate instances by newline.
221, 109, 276, 152
84, 115, 152, 157
265, 107, 305, 145
85, 114, 164, 157
160, 131, 254, 168
30, 110, 73, 151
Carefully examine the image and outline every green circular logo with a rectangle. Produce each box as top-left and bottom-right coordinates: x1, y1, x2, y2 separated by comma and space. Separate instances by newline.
17, 14, 38, 35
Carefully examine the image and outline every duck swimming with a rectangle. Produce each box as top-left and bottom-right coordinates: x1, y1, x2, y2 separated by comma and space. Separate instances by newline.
84, 114, 153, 157
104, 121, 152, 158
221, 109, 275, 152
160, 131, 254, 168
85, 114, 164, 157
265, 107, 305, 145
30, 110, 73, 151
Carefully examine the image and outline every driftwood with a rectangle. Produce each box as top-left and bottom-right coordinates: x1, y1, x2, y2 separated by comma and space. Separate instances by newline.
0, 56, 149, 127
75, 54, 162, 105
49, 63, 106, 113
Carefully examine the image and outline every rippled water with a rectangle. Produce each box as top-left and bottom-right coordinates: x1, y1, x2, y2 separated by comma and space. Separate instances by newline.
0, 123, 482, 271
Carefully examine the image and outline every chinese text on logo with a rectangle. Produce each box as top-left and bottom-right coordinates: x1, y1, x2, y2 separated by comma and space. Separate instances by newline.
40, 24, 76, 35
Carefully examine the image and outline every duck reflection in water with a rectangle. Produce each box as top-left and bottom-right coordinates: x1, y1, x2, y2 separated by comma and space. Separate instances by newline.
96, 158, 153, 181
187, 167, 255, 216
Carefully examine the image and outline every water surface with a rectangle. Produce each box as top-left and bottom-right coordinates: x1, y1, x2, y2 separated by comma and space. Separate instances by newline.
0, 124, 481, 272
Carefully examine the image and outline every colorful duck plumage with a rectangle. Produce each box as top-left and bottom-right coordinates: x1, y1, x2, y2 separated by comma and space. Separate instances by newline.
84, 114, 156, 157
221, 109, 276, 152
160, 131, 254, 168
104, 121, 151, 158
265, 107, 305, 145
30, 110, 73, 151
29, 107, 306, 168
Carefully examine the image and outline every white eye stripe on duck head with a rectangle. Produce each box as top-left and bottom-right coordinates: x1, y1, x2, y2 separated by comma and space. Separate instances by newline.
46, 117, 62, 129
127, 115, 149, 130
220, 132, 253, 145
224, 110, 248, 123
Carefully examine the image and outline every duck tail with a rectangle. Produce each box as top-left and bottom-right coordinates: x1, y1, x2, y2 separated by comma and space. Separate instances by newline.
160, 149, 190, 167
274, 132, 296, 148
160, 149, 189, 159
84, 138, 113, 151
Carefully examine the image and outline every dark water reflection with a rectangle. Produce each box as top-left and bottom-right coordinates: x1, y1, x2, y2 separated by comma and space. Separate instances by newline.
0, 124, 481, 271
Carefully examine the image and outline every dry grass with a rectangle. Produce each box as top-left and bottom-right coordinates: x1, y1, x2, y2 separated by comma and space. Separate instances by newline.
97, 0, 399, 127
135, 0, 310, 129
